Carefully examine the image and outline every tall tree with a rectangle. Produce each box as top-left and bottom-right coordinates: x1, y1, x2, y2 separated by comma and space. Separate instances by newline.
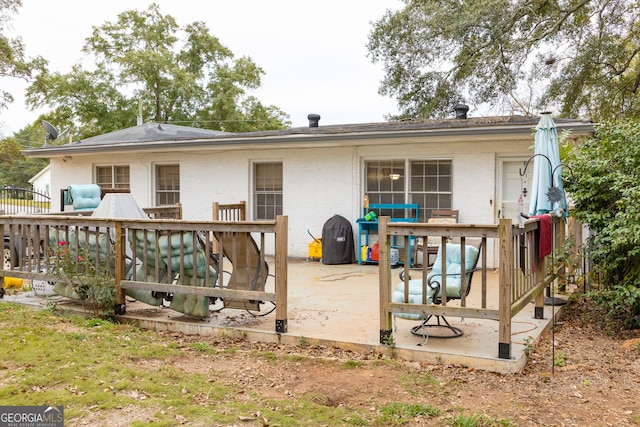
0, 127, 47, 187
367, 0, 640, 121
25, 3, 290, 138
0, 0, 45, 112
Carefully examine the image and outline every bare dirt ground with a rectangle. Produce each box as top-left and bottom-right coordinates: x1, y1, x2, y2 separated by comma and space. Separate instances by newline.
158, 295, 640, 426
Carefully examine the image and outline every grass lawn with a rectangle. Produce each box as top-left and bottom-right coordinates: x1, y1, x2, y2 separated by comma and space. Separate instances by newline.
0, 301, 513, 427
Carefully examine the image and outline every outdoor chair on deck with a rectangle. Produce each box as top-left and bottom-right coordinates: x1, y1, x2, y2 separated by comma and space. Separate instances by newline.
431, 210, 459, 221
422, 210, 459, 266
62, 184, 102, 212
212, 201, 246, 221
211, 201, 274, 315
393, 239, 482, 339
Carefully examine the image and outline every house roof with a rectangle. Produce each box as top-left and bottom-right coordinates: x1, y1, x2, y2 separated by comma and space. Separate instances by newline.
23, 115, 595, 158
240, 115, 588, 136
69, 122, 230, 145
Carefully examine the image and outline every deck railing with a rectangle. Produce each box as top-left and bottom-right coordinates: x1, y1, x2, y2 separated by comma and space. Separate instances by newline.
44, 204, 183, 219
379, 215, 568, 359
2, 209, 573, 355
0, 215, 288, 333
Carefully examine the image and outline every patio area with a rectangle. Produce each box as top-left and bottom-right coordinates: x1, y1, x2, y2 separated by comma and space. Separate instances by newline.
5, 257, 564, 374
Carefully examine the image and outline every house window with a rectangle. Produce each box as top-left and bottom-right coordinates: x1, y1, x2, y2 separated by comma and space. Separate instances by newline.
410, 160, 452, 220
254, 162, 282, 220
365, 159, 452, 220
96, 165, 130, 188
156, 164, 180, 206
365, 160, 406, 217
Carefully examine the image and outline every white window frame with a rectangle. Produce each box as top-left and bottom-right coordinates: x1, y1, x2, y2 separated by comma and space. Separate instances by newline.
364, 158, 452, 221
155, 163, 180, 206
95, 165, 130, 189
253, 161, 283, 220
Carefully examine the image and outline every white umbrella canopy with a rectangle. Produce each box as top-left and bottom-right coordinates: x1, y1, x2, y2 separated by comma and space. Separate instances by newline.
528, 113, 567, 217
91, 193, 148, 219
91, 192, 148, 250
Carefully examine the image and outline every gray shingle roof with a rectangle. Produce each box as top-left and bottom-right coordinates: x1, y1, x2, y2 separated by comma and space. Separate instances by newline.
71, 122, 230, 146
23, 115, 594, 157
232, 115, 583, 137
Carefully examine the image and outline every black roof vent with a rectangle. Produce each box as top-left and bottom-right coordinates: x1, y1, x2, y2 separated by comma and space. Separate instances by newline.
454, 104, 469, 119
307, 113, 321, 127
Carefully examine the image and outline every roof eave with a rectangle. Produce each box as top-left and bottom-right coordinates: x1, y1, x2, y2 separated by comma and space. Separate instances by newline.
22, 121, 596, 158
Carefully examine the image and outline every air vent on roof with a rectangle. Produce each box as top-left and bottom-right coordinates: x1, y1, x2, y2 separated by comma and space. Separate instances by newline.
308, 114, 321, 127
454, 104, 469, 119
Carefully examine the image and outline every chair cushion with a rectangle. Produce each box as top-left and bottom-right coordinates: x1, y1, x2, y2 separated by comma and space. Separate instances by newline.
67, 184, 102, 211
431, 243, 479, 277
393, 243, 480, 320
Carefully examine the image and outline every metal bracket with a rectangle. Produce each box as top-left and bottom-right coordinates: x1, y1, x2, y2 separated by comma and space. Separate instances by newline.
380, 329, 392, 345
114, 303, 126, 315
275, 318, 288, 334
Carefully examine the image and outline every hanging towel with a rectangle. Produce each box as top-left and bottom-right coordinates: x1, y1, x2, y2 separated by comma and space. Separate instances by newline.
532, 214, 552, 258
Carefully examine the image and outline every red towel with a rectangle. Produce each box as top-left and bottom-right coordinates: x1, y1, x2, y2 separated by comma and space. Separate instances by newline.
533, 214, 552, 258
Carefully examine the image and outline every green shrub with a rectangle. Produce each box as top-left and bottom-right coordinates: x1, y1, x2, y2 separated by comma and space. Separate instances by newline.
50, 241, 115, 316
565, 119, 640, 328
565, 120, 640, 289
588, 285, 640, 330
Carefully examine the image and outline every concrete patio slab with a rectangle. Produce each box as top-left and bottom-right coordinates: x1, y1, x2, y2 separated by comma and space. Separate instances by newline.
3, 258, 564, 374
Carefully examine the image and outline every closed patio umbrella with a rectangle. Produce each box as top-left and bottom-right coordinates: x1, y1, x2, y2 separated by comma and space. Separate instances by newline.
527, 112, 567, 310
528, 112, 567, 217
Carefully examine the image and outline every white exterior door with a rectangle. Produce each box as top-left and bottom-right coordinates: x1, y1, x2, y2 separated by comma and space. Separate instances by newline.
499, 159, 533, 224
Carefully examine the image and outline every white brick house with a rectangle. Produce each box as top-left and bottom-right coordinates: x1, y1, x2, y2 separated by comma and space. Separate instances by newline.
28, 164, 51, 196
24, 115, 594, 263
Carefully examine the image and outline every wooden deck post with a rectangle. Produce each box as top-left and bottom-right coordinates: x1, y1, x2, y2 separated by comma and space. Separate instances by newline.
498, 218, 513, 359
534, 252, 546, 319
114, 221, 126, 315
275, 215, 288, 333
568, 215, 581, 288
378, 216, 392, 344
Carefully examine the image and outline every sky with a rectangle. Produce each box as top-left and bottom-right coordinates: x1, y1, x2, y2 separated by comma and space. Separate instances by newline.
0, 0, 402, 137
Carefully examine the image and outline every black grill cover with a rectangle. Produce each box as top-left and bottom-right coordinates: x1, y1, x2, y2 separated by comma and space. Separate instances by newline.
321, 215, 356, 265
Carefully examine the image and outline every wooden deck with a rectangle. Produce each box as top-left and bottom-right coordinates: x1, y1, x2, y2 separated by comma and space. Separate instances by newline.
0, 211, 576, 373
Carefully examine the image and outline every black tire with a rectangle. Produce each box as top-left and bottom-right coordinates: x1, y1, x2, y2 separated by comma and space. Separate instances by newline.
246, 274, 276, 317
3, 241, 17, 269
